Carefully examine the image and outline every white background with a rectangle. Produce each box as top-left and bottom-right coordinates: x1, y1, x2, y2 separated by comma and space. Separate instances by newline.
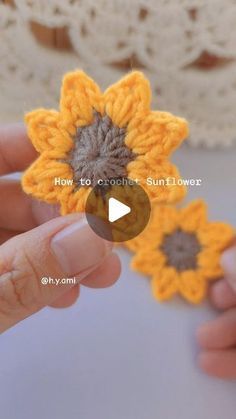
0, 145, 236, 419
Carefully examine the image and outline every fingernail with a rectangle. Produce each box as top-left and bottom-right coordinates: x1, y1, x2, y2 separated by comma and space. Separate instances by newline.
51, 217, 112, 276
221, 245, 236, 291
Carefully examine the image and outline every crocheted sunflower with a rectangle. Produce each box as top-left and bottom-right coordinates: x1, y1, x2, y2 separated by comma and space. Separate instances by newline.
22, 70, 188, 214
127, 200, 234, 304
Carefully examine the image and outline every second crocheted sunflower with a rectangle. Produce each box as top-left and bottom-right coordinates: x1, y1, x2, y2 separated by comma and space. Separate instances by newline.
22, 70, 188, 214
127, 200, 234, 304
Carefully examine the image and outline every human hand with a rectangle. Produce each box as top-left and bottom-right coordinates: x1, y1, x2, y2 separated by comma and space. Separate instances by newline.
197, 243, 236, 379
0, 123, 121, 333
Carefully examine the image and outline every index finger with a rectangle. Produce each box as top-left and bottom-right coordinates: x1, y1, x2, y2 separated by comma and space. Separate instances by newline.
0, 123, 37, 175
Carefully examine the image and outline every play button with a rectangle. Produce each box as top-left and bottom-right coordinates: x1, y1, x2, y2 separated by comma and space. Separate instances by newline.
108, 198, 131, 222
85, 179, 151, 242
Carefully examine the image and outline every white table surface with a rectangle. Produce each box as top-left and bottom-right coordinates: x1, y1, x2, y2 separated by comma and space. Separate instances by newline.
0, 144, 236, 419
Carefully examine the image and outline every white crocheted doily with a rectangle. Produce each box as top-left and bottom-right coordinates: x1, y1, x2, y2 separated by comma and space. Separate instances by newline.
1, 0, 236, 148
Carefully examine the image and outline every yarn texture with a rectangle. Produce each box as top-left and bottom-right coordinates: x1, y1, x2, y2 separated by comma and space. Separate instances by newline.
2, 0, 236, 148
22, 70, 188, 214
126, 200, 235, 304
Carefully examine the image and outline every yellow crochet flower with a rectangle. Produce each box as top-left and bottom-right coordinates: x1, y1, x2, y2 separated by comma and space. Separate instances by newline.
128, 200, 234, 304
22, 70, 188, 214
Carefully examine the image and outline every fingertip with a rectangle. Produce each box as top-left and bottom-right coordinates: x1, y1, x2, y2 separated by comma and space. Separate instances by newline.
221, 245, 236, 273
0, 122, 38, 174
198, 351, 225, 379
210, 279, 229, 308
49, 285, 80, 308
221, 245, 236, 292
198, 350, 236, 379
210, 279, 236, 309
80, 252, 121, 288
48, 252, 121, 307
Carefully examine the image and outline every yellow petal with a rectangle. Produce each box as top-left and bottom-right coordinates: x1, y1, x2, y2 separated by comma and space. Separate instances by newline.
179, 200, 207, 232
60, 70, 104, 135
198, 222, 235, 251
125, 220, 164, 252
125, 110, 188, 156
151, 204, 179, 235
127, 155, 186, 204
131, 249, 166, 276
104, 71, 151, 127
25, 109, 72, 155
178, 270, 206, 304
151, 267, 178, 301
60, 187, 91, 215
22, 153, 73, 204
197, 249, 223, 279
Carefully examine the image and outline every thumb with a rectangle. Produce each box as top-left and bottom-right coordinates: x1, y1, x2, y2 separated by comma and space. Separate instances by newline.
221, 244, 236, 292
0, 214, 112, 333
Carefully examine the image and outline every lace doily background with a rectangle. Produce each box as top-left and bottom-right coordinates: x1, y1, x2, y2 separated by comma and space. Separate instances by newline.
1, 0, 236, 148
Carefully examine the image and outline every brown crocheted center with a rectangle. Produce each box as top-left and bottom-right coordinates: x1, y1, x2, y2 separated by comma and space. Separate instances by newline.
161, 229, 201, 272
68, 111, 135, 188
